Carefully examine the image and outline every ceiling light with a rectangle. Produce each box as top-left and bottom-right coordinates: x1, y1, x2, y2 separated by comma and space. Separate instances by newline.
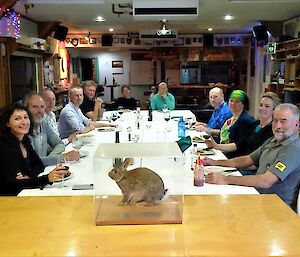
224, 14, 234, 20
207, 27, 213, 31
109, 28, 114, 32
94, 16, 106, 22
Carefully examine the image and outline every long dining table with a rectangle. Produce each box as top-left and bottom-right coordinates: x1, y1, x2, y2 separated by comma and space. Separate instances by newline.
18, 110, 258, 197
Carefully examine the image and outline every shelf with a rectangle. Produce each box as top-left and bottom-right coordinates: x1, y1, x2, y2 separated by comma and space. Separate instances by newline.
15, 44, 53, 62
283, 87, 300, 92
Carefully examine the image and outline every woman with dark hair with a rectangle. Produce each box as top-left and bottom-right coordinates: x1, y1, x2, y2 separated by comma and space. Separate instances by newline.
115, 85, 137, 110
0, 103, 69, 195
219, 89, 254, 146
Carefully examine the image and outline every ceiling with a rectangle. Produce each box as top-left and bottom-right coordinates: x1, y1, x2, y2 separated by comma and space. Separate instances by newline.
13, 0, 300, 36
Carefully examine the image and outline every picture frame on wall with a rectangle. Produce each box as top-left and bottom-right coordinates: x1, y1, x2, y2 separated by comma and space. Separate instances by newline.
89, 38, 97, 44
112, 60, 124, 75
80, 38, 88, 44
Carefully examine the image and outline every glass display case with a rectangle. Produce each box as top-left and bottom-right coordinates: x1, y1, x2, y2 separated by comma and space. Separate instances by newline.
93, 142, 184, 225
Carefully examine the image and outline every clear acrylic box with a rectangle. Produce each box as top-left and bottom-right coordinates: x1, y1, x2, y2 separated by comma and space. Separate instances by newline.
93, 142, 184, 225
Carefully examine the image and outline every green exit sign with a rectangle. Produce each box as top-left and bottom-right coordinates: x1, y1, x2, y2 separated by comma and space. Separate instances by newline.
267, 42, 276, 54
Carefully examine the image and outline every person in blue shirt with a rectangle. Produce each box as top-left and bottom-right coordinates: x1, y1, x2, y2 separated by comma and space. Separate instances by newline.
150, 82, 175, 111
194, 87, 231, 137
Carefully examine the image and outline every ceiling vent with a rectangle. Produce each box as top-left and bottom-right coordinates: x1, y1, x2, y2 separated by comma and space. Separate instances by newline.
140, 30, 178, 40
133, 0, 198, 20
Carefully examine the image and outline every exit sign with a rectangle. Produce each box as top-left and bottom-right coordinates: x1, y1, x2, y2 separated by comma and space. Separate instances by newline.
267, 42, 276, 54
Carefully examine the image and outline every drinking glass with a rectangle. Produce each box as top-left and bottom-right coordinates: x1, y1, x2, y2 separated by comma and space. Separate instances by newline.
162, 104, 168, 114
57, 155, 70, 188
118, 106, 124, 120
72, 137, 82, 150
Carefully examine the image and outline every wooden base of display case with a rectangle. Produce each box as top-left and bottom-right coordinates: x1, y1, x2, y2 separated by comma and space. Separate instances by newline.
95, 195, 183, 225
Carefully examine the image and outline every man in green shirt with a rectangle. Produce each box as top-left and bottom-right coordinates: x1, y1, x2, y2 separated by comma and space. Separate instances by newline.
150, 82, 175, 111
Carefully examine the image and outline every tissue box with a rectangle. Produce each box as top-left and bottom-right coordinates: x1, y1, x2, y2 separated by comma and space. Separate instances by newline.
93, 142, 184, 225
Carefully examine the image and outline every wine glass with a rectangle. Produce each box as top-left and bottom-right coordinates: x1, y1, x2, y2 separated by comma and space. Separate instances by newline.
57, 155, 70, 188
118, 106, 124, 120
203, 129, 211, 140
164, 111, 171, 122
111, 112, 118, 122
162, 104, 168, 114
72, 137, 82, 150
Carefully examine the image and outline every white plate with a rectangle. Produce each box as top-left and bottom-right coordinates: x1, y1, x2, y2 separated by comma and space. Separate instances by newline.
204, 166, 237, 176
79, 150, 89, 158
53, 172, 73, 182
197, 149, 215, 155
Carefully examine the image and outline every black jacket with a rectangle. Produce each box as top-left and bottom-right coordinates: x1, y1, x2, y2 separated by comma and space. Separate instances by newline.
0, 133, 49, 195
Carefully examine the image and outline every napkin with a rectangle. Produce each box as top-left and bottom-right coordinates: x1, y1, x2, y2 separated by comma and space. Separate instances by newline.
176, 136, 192, 153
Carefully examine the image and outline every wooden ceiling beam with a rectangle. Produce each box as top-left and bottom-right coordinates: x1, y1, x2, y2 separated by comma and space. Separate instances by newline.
37, 21, 61, 39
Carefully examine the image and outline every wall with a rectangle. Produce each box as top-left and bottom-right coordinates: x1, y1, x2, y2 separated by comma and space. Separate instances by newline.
69, 48, 152, 104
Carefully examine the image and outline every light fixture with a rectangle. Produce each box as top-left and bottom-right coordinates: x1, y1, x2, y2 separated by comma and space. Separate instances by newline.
85, 32, 91, 40
109, 28, 114, 32
157, 20, 172, 36
94, 16, 106, 22
207, 27, 213, 31
224, 14, 234, 20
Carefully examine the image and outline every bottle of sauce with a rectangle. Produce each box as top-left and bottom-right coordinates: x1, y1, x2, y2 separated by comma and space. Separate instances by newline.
194, 155, 205, 187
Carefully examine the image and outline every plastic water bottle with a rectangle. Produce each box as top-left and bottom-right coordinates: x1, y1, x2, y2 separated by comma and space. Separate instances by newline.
178, 117, 186, 138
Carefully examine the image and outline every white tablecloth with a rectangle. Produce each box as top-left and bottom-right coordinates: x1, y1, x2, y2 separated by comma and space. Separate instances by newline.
18, 110, 258, 196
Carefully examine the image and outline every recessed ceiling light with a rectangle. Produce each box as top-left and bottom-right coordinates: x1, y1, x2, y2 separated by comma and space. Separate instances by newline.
224, 14, 234, 20
109, 28, 114, 32
94, 16, 106, 22
207, 27, 213, 31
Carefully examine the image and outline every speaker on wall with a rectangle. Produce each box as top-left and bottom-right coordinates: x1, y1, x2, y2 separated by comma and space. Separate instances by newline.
102, 34, 113, 46
53, 25, 68, 41
203, 34, 214, 47
253, 25, 268, 43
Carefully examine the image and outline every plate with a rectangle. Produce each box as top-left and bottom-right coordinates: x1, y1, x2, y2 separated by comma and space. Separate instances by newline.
79, 150, 89, 158
54, 172, 73, 182
98, 127, 115, 132
204, 166, 237, 176
192, 136, 205, 143
197, 148, 215, 155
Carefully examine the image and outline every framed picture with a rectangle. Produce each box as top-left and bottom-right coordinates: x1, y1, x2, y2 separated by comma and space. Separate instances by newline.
112, 60, 123, 68
79, 38, 88, 44
112, 60, 123, 75
89, 38, 96, 44
113, 38, 119, 44
120, 38, 125, 44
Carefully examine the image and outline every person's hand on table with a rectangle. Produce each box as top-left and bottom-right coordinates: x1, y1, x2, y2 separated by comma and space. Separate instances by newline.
202, 157, 217, 166
205, 172, 227, 185
65, 150, 80, 161
48, 165, 70, 182
205, 137, 218, 149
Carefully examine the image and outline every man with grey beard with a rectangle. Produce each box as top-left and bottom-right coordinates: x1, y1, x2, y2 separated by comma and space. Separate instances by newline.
202, 103, 300, 211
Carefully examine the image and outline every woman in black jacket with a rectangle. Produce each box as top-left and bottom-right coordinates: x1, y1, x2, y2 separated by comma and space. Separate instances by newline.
0, 103, 69, 195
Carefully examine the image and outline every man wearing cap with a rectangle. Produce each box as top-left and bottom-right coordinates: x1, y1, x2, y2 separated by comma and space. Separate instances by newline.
203, 103, 300, 211
194, 87, 232, 136
219, 89, 254, 144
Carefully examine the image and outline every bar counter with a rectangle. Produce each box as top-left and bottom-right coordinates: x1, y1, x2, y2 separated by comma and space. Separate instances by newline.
1, 195, 300, 256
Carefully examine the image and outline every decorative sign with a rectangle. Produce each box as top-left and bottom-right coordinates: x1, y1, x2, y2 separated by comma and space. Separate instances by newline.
267, 42, 276, 54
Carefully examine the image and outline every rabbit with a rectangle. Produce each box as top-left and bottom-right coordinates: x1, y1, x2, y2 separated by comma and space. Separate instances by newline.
108, 158, 168, 205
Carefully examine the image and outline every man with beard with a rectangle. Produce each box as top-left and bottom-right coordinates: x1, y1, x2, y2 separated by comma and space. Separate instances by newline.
203, 103, 300, 211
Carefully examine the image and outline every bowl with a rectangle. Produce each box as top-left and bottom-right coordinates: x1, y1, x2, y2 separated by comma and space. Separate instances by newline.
76, 133, 95, 144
